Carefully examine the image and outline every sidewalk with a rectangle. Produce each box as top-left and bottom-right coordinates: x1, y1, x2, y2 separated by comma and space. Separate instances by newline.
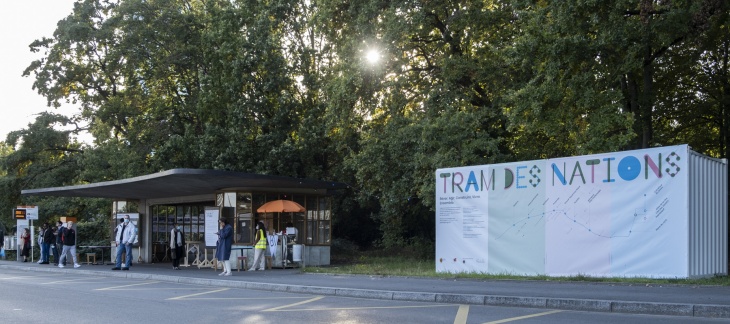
2, 260, 730, 319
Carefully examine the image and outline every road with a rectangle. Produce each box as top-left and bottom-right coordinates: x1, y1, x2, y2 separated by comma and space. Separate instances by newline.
1, 268, 727, 324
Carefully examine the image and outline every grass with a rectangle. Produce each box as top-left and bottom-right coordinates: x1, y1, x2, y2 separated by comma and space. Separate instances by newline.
302, 249, 730, 286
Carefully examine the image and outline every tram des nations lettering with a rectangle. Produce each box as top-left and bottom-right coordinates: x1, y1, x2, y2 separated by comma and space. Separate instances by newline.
439, 151, 682, 194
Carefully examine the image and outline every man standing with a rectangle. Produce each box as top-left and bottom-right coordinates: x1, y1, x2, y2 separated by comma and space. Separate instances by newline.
0, 225, 5, 260
53, 221, 63, 266
112, 215, 136, 271
38, 223, 53, 264
58, 221, 81, 268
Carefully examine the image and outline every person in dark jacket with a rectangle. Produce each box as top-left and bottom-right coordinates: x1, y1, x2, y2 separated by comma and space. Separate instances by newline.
215, 219, 233, 276
58, 221, 80, 268
38, 223, 54, 264
53, 221, 64, 265
0, 226, 5, 255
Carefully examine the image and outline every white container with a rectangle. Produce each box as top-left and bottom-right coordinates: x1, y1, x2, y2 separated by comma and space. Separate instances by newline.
435, 144, 728, 278
292, 244, 303, 262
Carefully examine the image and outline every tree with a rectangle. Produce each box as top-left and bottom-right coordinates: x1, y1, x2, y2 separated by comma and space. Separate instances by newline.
508, 0, 727, 156
0, 113, 92, 226
315, 0, 520, 246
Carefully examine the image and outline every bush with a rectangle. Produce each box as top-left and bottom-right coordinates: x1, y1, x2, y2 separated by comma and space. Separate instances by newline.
330, 238, 360, 264
76, 216, 110, 247
405, 237, 434, 261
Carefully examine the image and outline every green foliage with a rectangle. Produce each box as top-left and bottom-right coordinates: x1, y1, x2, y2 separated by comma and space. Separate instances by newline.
0, 114, 86, 228
507, 0, 728, 154
76, 214, 111, 247
2, 0, 728, 253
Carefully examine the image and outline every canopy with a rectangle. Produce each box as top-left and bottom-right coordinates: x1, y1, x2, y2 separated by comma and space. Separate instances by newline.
257, 200, 306, 213
21, 168, 348, 199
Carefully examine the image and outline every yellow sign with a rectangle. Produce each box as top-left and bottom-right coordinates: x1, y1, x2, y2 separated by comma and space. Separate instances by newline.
14, 209, 26, 219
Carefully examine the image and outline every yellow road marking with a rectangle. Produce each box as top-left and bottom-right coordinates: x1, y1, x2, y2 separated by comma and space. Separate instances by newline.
167, 288, 229, 300
484, 310, 563, 324
96, 281, 159, 291
454, 305, 469, 324
263, 296, 325, 312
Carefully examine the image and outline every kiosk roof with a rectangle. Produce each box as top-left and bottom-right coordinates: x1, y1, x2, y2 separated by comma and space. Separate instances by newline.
21, 168, 348, 200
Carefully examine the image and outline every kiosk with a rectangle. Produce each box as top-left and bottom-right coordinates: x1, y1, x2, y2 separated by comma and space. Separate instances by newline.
21, 169, 348, 267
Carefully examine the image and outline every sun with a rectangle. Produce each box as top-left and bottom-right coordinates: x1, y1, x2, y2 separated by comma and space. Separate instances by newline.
366, 49, 380, 64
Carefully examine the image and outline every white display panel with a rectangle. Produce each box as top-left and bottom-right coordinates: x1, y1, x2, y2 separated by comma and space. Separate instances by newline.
436, 145, 689, 278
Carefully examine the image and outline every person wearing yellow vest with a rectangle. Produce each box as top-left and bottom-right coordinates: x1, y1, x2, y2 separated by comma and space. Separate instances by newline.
249, 221, 267, 271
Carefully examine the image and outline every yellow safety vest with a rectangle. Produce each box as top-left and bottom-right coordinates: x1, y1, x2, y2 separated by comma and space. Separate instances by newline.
255, 229, 267, 249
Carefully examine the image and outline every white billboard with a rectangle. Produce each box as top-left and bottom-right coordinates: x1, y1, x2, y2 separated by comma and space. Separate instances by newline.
436, 145, 690, 278
17, 205, 38, 220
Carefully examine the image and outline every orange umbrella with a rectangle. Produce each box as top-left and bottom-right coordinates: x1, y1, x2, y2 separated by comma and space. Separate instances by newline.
256, 200, 305, 213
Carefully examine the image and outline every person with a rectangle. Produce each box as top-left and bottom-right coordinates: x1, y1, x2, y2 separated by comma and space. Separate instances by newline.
53, 221, 64, 266
215, 219, 233, 276
284, 222, 298, 264
38, 223, 53, 264
249, 221, 267, 271
112, 215, 136, 270
58, 221, 81, 268
0, 226, 4, 260
19, 228, 30, 262
170, 224, 186, 270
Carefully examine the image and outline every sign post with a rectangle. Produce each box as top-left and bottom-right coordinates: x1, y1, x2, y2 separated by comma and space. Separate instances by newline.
15, 206, 39, 262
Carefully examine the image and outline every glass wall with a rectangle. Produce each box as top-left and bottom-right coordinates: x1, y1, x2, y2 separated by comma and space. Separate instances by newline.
236, 193, 253, 244
305, 196, 331, 245
146, 192, 332, 249
215, 192, 332, 246
150, 204, 209, 244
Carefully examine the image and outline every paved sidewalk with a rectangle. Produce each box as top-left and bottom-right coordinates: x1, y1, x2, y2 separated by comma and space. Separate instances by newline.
2, 260, 730, 319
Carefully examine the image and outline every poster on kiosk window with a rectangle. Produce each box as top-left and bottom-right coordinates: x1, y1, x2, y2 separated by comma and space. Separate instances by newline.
435, 145, 690, 278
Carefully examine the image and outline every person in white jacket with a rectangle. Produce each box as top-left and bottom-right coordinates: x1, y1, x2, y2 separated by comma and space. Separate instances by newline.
112, 215, 136, 270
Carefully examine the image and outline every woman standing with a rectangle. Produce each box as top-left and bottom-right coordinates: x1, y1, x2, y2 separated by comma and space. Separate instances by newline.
170, 224, 186, 270
215, 219, 233, 276
20, 228, 30, 262
249, 221, 267, 271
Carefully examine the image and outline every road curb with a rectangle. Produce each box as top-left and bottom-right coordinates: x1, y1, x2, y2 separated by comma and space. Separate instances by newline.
3, 264, 729, 318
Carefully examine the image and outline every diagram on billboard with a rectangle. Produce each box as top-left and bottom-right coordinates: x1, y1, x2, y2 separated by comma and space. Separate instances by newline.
487, 170, 545, 275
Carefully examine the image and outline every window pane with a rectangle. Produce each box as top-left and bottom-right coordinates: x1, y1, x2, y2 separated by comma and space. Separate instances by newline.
223, 192, 236, 207
306, 221, 315, 245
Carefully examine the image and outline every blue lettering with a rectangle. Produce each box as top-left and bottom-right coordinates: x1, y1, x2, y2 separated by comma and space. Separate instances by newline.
618, 156, 641, 181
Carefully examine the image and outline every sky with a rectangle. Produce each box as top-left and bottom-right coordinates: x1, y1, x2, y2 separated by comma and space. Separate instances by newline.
0, 0, 83, 143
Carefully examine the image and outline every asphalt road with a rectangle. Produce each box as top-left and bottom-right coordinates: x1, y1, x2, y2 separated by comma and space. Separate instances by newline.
2, 268, 729, 324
